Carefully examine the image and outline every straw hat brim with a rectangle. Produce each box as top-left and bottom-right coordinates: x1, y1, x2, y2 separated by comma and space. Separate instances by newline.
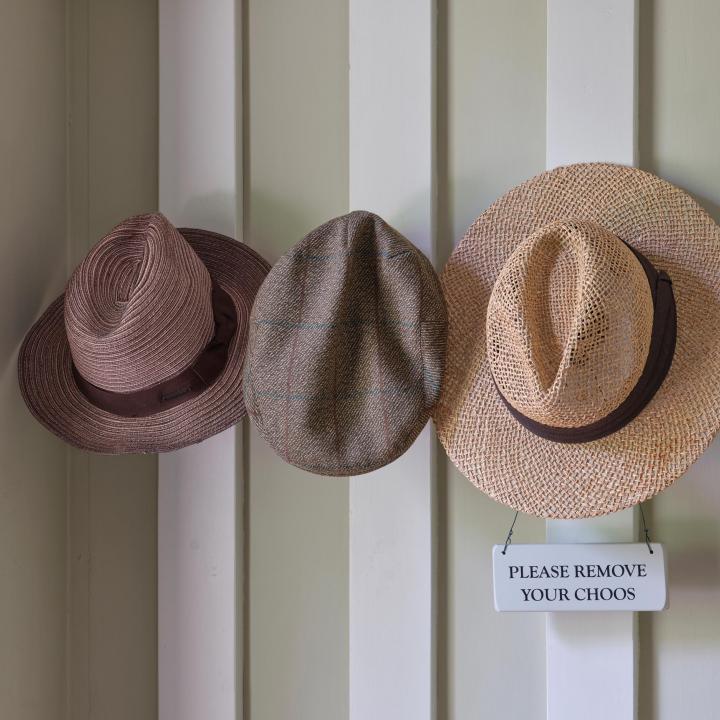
434, 163, 720, 518
18, 229, 270, 454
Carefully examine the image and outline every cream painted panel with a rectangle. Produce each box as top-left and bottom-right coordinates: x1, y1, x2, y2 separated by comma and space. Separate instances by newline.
638, 2, 720, 718
0, 3, 67, 717
66, 1, 158, 719
443, 1, 547, 718
348, 0, 436, 716
246, 0, 349, 718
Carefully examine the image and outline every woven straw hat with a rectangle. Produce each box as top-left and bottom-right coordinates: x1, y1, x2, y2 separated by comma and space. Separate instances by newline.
434, 163, 720, 518
18, 213, 269, 453
244, 210, 447, 476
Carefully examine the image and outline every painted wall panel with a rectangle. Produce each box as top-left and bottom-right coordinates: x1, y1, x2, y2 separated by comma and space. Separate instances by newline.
0, 2, 67, 718
223, 1, 720, 717
245, 0, 349, 718
157, 1, 240, 717
66, 1, 159, 719
442, 1, 548, 718
347, 0, 436, 715
638, 2, 720, 718
545, 3, 639, 718
244, 1, 549, 718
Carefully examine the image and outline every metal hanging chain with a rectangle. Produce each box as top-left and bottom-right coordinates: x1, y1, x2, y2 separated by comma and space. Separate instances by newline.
501, 510, 520, 555
639, 503, 654, 554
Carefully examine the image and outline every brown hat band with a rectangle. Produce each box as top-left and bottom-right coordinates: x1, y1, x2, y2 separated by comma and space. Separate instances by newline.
495, 243, 677, 444
73, 284, 238, 418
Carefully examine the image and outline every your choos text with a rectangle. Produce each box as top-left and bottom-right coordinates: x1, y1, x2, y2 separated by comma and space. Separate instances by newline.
508, 562, 648, 603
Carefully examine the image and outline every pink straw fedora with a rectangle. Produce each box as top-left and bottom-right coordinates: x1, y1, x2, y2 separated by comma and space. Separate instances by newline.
18, 213, 269, 453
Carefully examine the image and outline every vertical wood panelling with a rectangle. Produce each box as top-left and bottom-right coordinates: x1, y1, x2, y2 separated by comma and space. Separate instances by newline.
0, 12, 67, 720
5, 3, 720, 720
66, 1, 159, 719
443, 2, 548, 718
348, 1, 436, 718
245, 0, 350, 717
546, 2, 638, 719
158, 1, 239, 719
65, 1, 90, 717
547, 1, 637, 169
158, 435, 237, 720
638, 2, 720, 717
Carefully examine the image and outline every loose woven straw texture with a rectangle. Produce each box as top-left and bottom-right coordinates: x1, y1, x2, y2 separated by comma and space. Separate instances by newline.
434, 163, 720, 518
244, 210, 447, 476
18, 214, 270, 453
486, 219, 654, 428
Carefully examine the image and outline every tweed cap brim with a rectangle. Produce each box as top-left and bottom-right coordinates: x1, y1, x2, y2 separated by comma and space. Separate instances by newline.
434, 163, 720, 518
18, 229, 270, 454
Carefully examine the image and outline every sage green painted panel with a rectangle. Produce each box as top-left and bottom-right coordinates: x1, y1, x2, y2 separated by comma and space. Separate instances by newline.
639, 2, 720, 718
246, 0, 349, 718
0, 1, 67, 718
67, 1, 159, 718
442, 1, 548, 718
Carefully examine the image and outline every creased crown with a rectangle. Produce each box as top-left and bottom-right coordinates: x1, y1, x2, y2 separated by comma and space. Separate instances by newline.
486, 220, 654, 428
65, 213, 214, 392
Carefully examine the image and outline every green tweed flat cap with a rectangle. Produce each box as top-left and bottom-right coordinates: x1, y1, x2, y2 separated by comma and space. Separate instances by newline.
243, 210, 447, 476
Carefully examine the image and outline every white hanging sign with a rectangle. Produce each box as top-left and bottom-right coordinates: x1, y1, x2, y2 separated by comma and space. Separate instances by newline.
493, 543, 667, 612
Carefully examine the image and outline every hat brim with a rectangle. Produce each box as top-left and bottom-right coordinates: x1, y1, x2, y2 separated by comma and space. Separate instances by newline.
434, 163, 720, 518
18, 229, 270, 454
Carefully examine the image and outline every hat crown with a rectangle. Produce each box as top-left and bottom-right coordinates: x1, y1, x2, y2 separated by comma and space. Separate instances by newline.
486, 219, 654, 428
65, 213, 214, 392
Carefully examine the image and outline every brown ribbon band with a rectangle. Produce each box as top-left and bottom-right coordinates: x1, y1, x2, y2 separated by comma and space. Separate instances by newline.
73, 284, 238, 418
495, 243, 677, 444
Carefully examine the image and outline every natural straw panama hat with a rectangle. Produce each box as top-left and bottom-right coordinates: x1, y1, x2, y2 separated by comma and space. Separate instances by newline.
18, 213, 270, 454
434, 162, 720, 519
244, 210, 447, 476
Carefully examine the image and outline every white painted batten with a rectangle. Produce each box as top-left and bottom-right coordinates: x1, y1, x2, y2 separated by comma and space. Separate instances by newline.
348, 0, 437, 717
546, 1, 640, 719
158, 1, 241, 719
